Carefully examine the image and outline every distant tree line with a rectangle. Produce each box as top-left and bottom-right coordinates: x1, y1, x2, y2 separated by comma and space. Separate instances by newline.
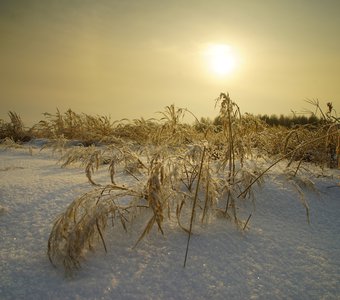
194, 113, 322, 132
257, 114, 321, 127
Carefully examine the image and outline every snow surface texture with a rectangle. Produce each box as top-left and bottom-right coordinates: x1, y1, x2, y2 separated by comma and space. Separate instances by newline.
0, 147, 339, 300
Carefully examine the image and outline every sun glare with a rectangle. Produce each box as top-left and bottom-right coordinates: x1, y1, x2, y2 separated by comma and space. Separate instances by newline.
206, 44, 236, 76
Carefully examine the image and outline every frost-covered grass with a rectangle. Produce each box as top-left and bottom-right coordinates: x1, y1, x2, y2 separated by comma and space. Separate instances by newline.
1, 95, 339, 298
1, 145, 339, 299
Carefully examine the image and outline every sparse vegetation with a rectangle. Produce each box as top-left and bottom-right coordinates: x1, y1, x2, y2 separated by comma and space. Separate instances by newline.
0, 111, 32, 142
1, 93, 339, 274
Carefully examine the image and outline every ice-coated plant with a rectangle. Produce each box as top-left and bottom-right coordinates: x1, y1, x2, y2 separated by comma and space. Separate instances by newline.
42, 93, 340, 274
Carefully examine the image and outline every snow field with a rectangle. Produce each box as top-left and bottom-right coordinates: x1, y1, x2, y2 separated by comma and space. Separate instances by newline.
0, 147, 339, 299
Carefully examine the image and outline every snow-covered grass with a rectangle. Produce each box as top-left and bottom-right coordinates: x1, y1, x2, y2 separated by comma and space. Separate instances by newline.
0, 146, 339, 299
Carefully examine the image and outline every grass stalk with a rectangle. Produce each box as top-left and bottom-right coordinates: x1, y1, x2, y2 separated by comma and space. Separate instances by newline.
243, 214, 252, 230
237, 132, 338, 198
183, 146, 206, 268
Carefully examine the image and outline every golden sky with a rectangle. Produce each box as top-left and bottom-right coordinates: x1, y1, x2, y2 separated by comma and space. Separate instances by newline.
1, 0, 340, 125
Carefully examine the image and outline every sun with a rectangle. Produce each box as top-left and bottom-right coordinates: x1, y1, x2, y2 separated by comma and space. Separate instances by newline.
205, 44, 237, 76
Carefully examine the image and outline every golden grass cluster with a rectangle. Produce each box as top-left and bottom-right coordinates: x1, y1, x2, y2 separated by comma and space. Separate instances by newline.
47, 184, 143, 272
1, 93, 339, 274
0, 112, 31, 142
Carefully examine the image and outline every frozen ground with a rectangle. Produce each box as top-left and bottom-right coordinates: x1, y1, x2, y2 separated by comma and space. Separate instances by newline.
0, 146, 339, 300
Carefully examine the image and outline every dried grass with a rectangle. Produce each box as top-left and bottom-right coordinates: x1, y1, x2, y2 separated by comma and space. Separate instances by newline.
47, 185, 141, 274
32, 109, 118, 145
0, 112, 32, 142
44, 93, 338, 274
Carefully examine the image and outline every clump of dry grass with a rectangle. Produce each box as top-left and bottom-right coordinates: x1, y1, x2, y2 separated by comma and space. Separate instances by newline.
46, 95, 268, 274
32, 109, 118, 145
57, 143, 149, 186
210, 93, 262, 225
47, 93, 337, 274
156, 105, 188, 145
47, 184, 144, 274
49, 137, 265, 273
267, 99, 340, 168
31, 105, 200, 147
47, 145, 187, 274
0, 112, 32, 142
112, 118, 158, 145
58, 145, 103, 186
133, 161, 166, 247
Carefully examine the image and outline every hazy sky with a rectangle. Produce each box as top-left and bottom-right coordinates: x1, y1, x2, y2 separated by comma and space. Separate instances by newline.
1, 0, 340, 125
